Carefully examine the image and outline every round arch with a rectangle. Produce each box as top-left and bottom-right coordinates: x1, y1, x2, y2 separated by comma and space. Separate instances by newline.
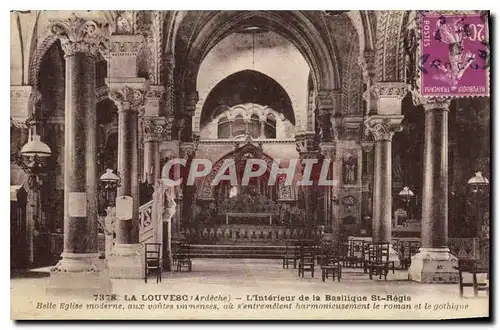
174, 11, 341, 96
199, 69, 295, 129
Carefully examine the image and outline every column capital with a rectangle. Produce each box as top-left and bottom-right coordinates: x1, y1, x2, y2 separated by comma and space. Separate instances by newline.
142, 117, 167, 142
370, 82, 409, 101
108, 84, 147, 113
49, 15, 110, 57
361, 141, 375, 153
364, 115, 404, 141
412, 94, 453, 112
315, 89, 341, 116
319, 142, 336, 159
11, 85, 40, 126
296, 133, 321, 159
180, 142, 198, 160
146, 85, 166, 101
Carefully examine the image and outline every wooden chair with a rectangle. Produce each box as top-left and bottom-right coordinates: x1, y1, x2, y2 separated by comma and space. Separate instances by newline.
400, 241, 421, 269
345, 239, 364, 268
336, 241, 349, 267
455, 260, 489, 297
175, 241, 192, 272
321, 255, 342, 282
368, 242, 391, 280
298, 247, 316, 278
144, 243, 162, 283
282, 243, 297, 269
362, 242, 373, 273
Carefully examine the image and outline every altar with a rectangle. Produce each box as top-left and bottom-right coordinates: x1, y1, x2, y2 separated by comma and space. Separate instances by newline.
225, 212, 274, 225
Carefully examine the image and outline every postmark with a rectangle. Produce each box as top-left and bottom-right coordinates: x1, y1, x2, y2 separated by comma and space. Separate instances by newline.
419, 12, 489, 97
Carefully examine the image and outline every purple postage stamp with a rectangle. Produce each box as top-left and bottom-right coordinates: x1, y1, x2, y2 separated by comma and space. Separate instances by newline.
420, 12, 489, 97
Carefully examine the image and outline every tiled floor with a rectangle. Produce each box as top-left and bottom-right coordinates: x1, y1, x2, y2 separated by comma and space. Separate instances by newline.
11, 259, 489, 320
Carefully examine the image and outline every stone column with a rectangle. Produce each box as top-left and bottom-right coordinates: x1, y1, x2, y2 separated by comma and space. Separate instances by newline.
228, 119, 234, 138
320, 143, 338, 241
365, 117, 402, 241
107, 84, 147, 278
260, 120, 265, 138
142, 118, 165, 183
182, 91, 198, 141
104, 33, 147, 279
364, 82, 407, 267
296, 133, 321, 236
409, 97, 458, 283
47, 17, 110, 293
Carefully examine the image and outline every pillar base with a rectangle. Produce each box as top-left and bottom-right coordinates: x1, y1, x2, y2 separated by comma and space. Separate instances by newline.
408, 247, 459, 283
47, 253, 111, 296
108, 244, 145, 279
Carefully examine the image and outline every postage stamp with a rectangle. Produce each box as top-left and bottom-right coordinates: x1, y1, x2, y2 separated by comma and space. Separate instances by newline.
420, 12, 489, 97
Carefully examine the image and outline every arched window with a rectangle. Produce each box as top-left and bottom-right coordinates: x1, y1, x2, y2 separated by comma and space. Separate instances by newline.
249, 114, 260, 138
232, 115, 246, 138
265, 113, 276, 139
218, 116, 230, 138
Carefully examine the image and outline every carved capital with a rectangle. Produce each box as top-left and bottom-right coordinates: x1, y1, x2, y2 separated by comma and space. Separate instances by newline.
109, 86, 147, 113
49, 15, 110, 57
11, 86, 39, 125
320, 142, 336, 160
370, 82, 409, 100
142, 118, 167, 142
412, 94, 453, 112
296, 133, 321, 159
316, 89, 341, 116
146, 85, 166, 101
180, 142, 198, 159
364, 116, 404, 141
361, 141, 375, 153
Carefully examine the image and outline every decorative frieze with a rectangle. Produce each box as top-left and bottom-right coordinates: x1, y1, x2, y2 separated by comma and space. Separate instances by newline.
364, 115, 404, 141
147, 11, 166, 85
48, 15, 110, 57
370, 82, 408, 116
371, 82, 409, 100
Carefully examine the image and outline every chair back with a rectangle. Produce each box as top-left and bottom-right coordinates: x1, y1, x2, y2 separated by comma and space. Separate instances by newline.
144, 243, 162, 264
349, 239, 364, 258
373, 242, 390, 263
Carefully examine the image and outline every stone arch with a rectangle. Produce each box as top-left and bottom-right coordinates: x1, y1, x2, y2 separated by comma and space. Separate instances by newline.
173, 11, 340, 97
197, 69, 295, 132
